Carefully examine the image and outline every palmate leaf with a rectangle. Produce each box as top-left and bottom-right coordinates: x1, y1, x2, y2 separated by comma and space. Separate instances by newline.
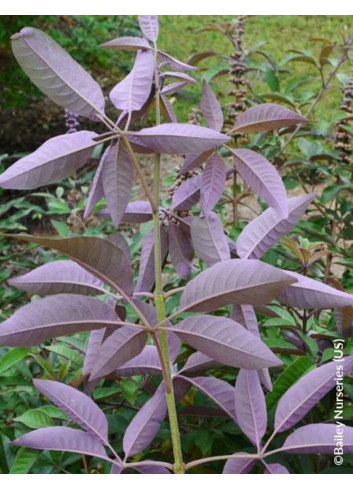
232, 103, 306, 134
179, 351, 220, 374
83, 146, 107, 219
180, 150, 213, 175
179, 259, 296, 313
230, 148, 288, 218
123, 383, 167, 457
0, 131, 98, 190
12, 427, 108, 460
191, 212, 230, 267
277, 271, 353, 309
83, 329, 107, 376
138, 16, 159, 42
8, 260, 106, 296
101, 36, 151, 51
168, 222, 193, 279
282, 424, 353, 453
135, 123, 230, 154
161, 81, 188, 96
223, 454, 256, 474
179, 375, 237, 420
264, 463, 289, 474
114, 345, 162, 377
97, 200, 153, 224
234, 369, 267, 449
110, 50, 155, 113
135, 225, 168, 293
89, 326, 147, 380
33, 379, 109, 443
160, 94, 177, 122
0, 294, 121, 347
200, 81, 224, 131
236, 193, 316, 259
7, 235, 134, 295
158, 50, 197, 71
11, 28, 105, 120
171, 315, 282, 369
275, 355, 353, 432
200, 154, 227, 213
101, 143, 134, 226
172, 175, 201, 211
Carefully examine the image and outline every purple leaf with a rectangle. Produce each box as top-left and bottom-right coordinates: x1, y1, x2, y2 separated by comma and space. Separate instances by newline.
231, 304, 272, 391
223, 454, 256, 474
97, 200, 153, 224
8, 260, 106, 297
161, 71, 196, 84
33, 379, 108, 443
84, 147, 107, 218
264, 463, 289, 474
200, 154, 227, 213
231, 304, 259, 335
180, 151, 213, 175
235, 369, 267, 449
133, 300, 180, 362
110, 50, 154, 113
277, 271, 353, 309
135, 225, 168, 293
123, 383, 167, 456
168, 222, 193, 279
171, 315, 282, 369
12, 427, 107, 459
0, 131, 97, 190
101, 36, 151, 51
158, 50, 197, 71
232, 103, 307, 134
9, 235, 134, 295
160, 94, 177, 122
135, 123, 230, 155
275, 355, 353, 432
200, 81, 223, 131
89, 326, 147, 380
101, 143, 134, 226
191, 212, 230, 267
236, 193, 316, 259
282, 423, 353, 454
83, 328, 107, 375
179, 375, 237, 420
0, 294, 121, 347
11, 28, 105, 120
230, 148, 288, 218
179, 351, 220, 374
172, 174, 201, 211
180, 259, 297, 313
133, 463, 170, 474
160, 81, 188, 96
114, 345, 162, 377
138, 16, 159, 42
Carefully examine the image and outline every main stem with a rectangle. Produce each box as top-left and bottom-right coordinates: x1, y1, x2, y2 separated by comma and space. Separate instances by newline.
152, 43, 184, 474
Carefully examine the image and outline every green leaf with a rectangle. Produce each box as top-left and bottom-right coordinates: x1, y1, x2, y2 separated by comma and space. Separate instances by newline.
44, 344, 82, 365
15, 408, 54, 429
321, 184, 349, 204
264, 69, 280, 92
121, 378, 140, 406
0, 348, 30, 374
51, 219, 70, 238
266, 356, 314, 411
10, 447, 39, 474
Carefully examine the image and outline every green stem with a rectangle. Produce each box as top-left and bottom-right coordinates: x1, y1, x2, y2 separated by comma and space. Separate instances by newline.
151, 41, 184, 475
0, 435, 9, 473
